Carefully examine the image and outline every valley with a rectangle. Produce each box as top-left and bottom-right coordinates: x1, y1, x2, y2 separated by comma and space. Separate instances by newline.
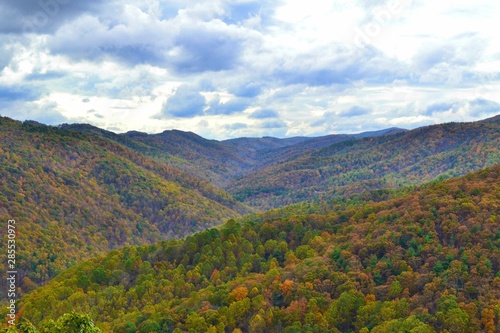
1, 115, 500, 332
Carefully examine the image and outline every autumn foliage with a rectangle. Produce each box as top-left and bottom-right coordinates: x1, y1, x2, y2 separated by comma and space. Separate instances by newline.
8, 164, 500, 332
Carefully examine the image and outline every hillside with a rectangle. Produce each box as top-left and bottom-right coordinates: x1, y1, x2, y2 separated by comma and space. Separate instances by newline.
12, 164, 500, 332
228, 117, 500, 209
244, 128, 407, 173
0, 117, 250, 291
62, 118, 500, 212
59, 124, 247, 187
62, 124, 406, 190
124, 129, 252, 187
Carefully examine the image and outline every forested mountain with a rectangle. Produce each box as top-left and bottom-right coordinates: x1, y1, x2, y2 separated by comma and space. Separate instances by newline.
239, 128, 407, 173
61, 124, 406, 189
61, 118, 500, 212
0, 117, 250, 290
11, 164, 500, 332
124, 129, 252, 187
60, 124, 246, 187
228, 117, 500, 209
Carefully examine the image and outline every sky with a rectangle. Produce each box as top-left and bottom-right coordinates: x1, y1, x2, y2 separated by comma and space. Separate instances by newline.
0, 0, 500, 139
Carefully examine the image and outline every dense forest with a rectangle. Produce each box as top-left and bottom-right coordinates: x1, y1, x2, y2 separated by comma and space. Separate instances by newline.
2, 115, 500, 332
7, 164, 500, 332
229, 116, 500, 209
62, 124, 405, 189
0, 117, 249, 291
62, 117, 500, 211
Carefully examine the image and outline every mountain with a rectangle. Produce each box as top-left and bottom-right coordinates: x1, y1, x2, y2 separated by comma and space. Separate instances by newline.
124, 129, 252, 187
62, 123, 406, 190
228, 118, 500, 209
0, 117, 250, 290
242, 127, 407, 172
63, 119, 500, 212
13, 164, 500, 332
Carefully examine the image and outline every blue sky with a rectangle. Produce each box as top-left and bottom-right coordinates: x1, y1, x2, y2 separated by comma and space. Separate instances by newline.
1, 0, 499, 139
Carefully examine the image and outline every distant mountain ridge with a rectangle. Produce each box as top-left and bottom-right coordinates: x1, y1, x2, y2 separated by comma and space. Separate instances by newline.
50, 116, 500, 210
60, 123, 407, 188
228, 116, 500, 209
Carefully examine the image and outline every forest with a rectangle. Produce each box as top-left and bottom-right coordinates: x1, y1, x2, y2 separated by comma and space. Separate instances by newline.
0, 117, 249, 291
1, 115, 500, 332
3, 163, 500, 332
228, 117, 500, 209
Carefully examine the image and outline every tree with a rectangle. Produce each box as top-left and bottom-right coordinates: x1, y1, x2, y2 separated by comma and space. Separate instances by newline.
0, 313, 103, 333
185, 313, 207, 333
249, 314, 266, 333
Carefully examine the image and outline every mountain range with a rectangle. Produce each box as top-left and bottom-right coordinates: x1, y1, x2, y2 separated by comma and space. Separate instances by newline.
62, 116, 500, 210
1, 114, 500, 332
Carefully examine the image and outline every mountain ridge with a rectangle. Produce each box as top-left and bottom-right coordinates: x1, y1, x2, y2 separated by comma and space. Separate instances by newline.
229, 117, 500, 209
61, 123, 408, 188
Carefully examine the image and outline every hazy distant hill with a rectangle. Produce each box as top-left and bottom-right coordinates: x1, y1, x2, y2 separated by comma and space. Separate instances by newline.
228, 117, 500, 209
14, 163, 500, 332
0, 117, 250, 290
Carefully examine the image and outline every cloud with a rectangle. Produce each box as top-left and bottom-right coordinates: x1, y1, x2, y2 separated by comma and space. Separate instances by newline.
250, 109, 279, 119
340, 105, 370, 117
260, 119, 286, 129
224, 123, 248, 130
425, 101, 457, 115
468, 98, 500, 116
224, 1, 263, 25
414, 34, 486, 71
0, 0, 106, 34
156, 85, 205, 118
412, 34, 488, 85
169, 20, 256, 73
206, 97, 251, 115
232, 81, 263, 97
48, 12, 171, 66
256, 119, 288, 137
25, 70, 67, 82
0, 85, 45, 102
274, 45, 405, 87
0, 38, 14, 70
45, 3, 261, 74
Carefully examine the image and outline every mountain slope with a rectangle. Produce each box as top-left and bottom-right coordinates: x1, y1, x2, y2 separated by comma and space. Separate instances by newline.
247, 127, 407, 172
13, 164, 500, 332
228, 118, 500, 209
124, 129, 252, 187
62, 123, 406, 190
0, 117, 249, 290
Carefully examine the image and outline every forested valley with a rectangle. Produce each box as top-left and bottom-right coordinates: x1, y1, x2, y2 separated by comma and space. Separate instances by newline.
1, 115, 500, 332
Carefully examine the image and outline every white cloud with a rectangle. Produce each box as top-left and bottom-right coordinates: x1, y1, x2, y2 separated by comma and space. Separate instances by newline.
0, 0, 499, 139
